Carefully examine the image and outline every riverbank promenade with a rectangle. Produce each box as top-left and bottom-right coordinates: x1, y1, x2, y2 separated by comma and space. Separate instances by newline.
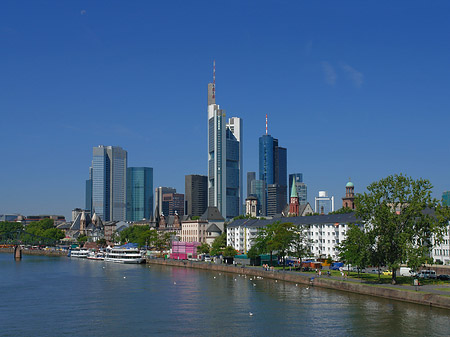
146, 258, 450, 310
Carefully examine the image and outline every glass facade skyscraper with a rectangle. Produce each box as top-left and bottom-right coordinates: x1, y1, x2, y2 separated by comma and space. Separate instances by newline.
442, 191, 450, 207
126, 167, 153, 221
207, 69, 243, 219
92, 145, 127, 221
258, 134, 287, 215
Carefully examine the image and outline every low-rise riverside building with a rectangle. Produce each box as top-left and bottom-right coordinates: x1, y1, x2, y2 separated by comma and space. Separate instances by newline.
227, 213, 358, 260
181, 219, 209, 243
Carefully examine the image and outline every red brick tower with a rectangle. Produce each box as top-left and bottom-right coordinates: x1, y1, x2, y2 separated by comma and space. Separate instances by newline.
289, 179, 300, 216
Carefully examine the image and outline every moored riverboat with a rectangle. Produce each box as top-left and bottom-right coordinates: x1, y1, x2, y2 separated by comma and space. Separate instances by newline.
105, 244, 145, 264
87, 250, 105, 260
69, 247, 89, 258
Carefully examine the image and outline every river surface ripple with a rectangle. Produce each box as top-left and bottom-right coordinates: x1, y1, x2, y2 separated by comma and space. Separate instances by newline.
1, 254, 449, 336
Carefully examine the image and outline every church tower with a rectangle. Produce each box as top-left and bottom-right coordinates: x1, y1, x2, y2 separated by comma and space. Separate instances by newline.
342, 179, 355, 209
289, 179, 300, 216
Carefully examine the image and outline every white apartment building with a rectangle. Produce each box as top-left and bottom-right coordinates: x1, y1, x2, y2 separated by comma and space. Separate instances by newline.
227, 214, 357, 260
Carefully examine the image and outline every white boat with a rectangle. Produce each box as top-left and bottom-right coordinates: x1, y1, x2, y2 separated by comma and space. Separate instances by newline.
87, 250, 105, 261
104, 246, 145, 264
69, 247, 89, 258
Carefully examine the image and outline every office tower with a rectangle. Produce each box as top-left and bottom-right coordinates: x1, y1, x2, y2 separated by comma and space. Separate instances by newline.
162, 193, 184, 216
442, 191, 450, 207
267, 184, 286, 216
85, 166, 93, 213
315, 191, 335, 214
250, 179, 266, 216
289, 173, 307, 206
207, 61, 243, 219
247, 172, 256, 198
155, 187, 176, 215
126, 167, 153, 221
258, 116, 287, 215
91, 145, 127, 221
185, 175, 208, 217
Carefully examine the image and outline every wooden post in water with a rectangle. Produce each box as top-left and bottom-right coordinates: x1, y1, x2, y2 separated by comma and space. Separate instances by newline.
14, 245, 22, 260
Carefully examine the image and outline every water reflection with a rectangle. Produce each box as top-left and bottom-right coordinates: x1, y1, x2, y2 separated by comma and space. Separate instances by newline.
1, 254, 449, 337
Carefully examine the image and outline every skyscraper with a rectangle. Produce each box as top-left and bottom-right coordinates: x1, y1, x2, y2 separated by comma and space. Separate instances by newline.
85, 166, 93, 212
185, 175, 208, 217
258, 117, 287, 215
443, 191, 450, 207
162, 193, 184, 216
155, 187, 176, 215
250, 179, 266, 216
247, 172, 256, 198
315, 191, 335, 214
91, 145, 127, 221
289, 173, 308, 206
207, 61, 243, 219
126, 167, 153, 221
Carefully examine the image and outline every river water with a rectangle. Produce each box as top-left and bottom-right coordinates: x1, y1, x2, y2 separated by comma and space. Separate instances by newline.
1, 253, 449, 336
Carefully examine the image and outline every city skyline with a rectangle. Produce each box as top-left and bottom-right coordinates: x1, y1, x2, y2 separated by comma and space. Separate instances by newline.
2, 1, 450, 220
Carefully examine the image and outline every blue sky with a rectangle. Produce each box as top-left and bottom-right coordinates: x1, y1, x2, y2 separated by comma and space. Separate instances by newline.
1, 1, 450, 220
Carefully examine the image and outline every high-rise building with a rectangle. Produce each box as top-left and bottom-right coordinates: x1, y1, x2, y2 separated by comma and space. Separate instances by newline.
162, 193, 184, 216
267, 184, 286, 216
85, 167, 93, 213
207, 61, 243, 219
289, 173, 307, 206
250, 179, 266, 216
315, 191, 335, 214
91, 145, 127, 221
185, 175, 208, 217
247, 172, 256, 198
155, 187, 176, 215
442, 191, 450, 207
258, 118, 287, 215
126, 167, 153, 221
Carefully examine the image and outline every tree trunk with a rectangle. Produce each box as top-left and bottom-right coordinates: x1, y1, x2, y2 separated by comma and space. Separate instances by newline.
392, 269, 397, 285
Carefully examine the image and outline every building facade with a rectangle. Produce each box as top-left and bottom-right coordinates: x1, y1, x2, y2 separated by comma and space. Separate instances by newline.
250, 179, 266, 216
289, 173, 307, 206
207, 64, 243, 219
162, 193, 184, 216
185, 175, 208, 217
247, 171, 256, 198
315, 191, 335, 214
259, 132, 287, 216
126, 167, 153, 221
181, 219, 209, 243
227, 213, 358, 259
155, 187, 176, 215
442, 191, 450, 207
91, 145, 127, 221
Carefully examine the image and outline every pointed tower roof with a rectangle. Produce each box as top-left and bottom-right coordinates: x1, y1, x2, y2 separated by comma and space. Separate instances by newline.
291, 179, 298, 198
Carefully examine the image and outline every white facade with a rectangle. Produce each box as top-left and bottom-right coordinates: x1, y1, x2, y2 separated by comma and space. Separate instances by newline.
431, 222, 450, 265
314, 191, 335, 214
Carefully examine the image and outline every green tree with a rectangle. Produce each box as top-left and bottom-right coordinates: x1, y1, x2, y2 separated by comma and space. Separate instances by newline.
154, 231, 174, 257
338, 224, 370, 275
330, 207, 354, 214
78, 235, 88, 244
197, 242, 211, 255
223, 246, 237, 257
97, 238, 107, 247
252, 222, 279, 266
210, 233, 227, 256
290, 225, 312, 267
355, 174, 450, 284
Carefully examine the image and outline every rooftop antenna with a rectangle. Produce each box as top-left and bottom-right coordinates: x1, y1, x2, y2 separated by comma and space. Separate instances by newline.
265, 114, 268, 135
212, 60, 216, 100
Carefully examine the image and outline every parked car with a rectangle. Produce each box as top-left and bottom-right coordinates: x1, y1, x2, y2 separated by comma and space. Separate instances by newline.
382, 270, 392, 276
416, 270, 437, 279
437, 274, 450, 281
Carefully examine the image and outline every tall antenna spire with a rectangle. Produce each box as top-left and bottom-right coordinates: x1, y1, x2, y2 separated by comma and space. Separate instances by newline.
212, 60, 215, 99
265, 114, 268, 135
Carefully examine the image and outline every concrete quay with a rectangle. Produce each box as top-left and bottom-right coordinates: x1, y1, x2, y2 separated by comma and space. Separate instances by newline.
146, 258, 450, 310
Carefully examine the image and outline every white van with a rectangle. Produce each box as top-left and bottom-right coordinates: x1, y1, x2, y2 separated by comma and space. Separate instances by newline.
416, 270, 436, 279
399, 267, 415, 277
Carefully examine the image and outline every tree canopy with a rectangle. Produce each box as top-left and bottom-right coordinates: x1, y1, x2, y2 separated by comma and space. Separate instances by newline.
352, 174, 450, 283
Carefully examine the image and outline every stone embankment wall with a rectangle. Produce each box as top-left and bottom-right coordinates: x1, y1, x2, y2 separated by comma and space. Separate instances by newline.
0, 248, 66, 257
147, 258, 450, 310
